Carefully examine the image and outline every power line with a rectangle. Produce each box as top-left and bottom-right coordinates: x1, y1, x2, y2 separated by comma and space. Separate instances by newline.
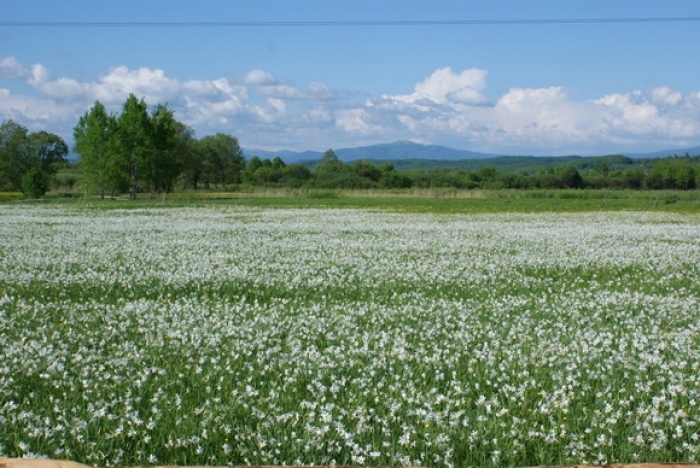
1, 17, 700, 27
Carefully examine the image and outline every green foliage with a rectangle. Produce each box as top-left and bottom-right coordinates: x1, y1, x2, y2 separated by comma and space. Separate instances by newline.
53, 166, 81, 191
28, 130, 68, 175
351, 160, 382, 182
235, 151, 700, 192
178, 125, 202, 190
646, 157, 696, 190
74, 101, 122, 198
73, 94, 245, 198
198, 133, 245, 189
379, 169, 412, 189
0, 120, 31, 191
21, 167, 50, 198
315, 148, 343, 172
554, 165, 584, 189
0, 120, 67, 194
147, 104, 182, 196
118, 94, 153, 200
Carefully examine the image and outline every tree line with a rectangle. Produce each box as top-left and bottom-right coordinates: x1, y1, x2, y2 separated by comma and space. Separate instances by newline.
243, 149, 699, 191
1, 95, 699, 198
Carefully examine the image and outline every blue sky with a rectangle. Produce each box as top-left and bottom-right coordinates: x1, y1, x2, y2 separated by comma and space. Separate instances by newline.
2, 0, 700, 155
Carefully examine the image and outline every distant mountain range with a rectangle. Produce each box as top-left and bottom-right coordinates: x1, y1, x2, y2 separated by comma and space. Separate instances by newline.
244, 140, 499, 163
244, 140, 700, 164
625, 146, 700, 159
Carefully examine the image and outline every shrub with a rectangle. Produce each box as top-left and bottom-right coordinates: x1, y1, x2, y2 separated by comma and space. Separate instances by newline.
21, 168, 50, 198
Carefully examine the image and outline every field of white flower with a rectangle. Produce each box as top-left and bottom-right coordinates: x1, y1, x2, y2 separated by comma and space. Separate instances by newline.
1, 204, 699, 467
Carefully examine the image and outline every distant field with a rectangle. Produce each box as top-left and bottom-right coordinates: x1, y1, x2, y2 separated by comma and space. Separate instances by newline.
1, 205, 699, 467
3, 188, 699, 213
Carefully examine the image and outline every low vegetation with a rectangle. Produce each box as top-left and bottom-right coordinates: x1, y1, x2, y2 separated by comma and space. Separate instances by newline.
1, 205, 699, 467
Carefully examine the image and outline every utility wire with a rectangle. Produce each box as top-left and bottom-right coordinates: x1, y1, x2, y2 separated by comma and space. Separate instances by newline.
1, 17, 700, 27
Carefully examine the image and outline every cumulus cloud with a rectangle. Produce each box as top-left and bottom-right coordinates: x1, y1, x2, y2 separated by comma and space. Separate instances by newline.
0, 87, 80, 128
0, 56, 30, 80
267, 98, 286, 114
2, 56, 700, 154
363, 70, 700, 153
243, 69, 276, 86
256, 80, 338, 101
386, 67, 488, 106
497, 87, 568, 107
0, 57, 295, 140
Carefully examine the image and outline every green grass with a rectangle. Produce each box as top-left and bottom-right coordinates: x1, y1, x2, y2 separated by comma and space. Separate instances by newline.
6, 188, 699, 213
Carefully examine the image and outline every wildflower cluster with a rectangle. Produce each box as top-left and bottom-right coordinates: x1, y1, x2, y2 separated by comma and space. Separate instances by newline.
0, 205, 698, 467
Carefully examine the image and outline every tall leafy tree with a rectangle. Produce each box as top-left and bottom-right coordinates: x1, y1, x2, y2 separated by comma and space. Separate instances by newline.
28, 131, 68, 175
74, 101, 121, 199
117, 94, 152, 200
318, 148, 341, 169
1, 120, 68, 194
199, 133, 245, 189
147, 104, 181, 197
180, 129, 205, 190
0, 120, 32, 191
243, 155, 263, 184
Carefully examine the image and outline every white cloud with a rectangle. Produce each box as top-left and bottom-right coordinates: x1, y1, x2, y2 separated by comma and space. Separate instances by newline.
2, 57, 700, 154
0, 87, 80, 128
0, 56, 29, 80
335, 108, 378, 134
267, 97, 286, 114
497, 87, 568, 107
360, 72, 700, 153
387, 67, 488, 106
256, 81, 338, 101
650, 86, 683, 107
243, 69, 276, 86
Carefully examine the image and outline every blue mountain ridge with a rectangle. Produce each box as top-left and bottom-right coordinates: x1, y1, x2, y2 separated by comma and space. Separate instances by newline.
243, 141, 700, 164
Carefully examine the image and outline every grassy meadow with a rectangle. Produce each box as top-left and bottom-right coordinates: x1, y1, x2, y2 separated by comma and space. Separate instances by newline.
1, 195, 699, 467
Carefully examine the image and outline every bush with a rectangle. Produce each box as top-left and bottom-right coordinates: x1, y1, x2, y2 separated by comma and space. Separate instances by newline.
21, 168, 50, 198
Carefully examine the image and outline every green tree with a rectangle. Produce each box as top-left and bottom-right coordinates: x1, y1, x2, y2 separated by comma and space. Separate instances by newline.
21, 167, 50, 198
243, 156, 263, 184
179, 127, 204, 190
1, 120, 70, 193
622, 167, 645, 189
555, 165, 584, 189
117, 94, 152, 199
199, 133, 244, 189
74, 101, 122, 199
478, 166, 498, 181
281, 164, 311, 187
379, 163, 412, 188
28, 131, 68, 176
0, 120, 32, 191
147, 104, 181, 197
351, 160, 381, 182
272, 156, 286, 170
316, 148, 343, 172
647, 158, 696, 190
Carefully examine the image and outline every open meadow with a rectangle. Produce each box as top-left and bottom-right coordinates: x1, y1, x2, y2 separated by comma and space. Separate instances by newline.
1, 199, 699, 467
